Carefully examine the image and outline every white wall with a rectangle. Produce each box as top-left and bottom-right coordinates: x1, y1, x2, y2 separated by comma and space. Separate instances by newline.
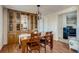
38, 15, 48, 34
58, 15, 63, 40
42, 13, 58, 40
38, 15, 44, 33
40, 6, 78, 42
77, 7, 79, 40
0, 5, 3, 50
3, 8, 8, 45
0, 6, 8, 50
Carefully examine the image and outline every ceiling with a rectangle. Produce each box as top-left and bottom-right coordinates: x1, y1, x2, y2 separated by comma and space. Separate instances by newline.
4, 5, 73, 15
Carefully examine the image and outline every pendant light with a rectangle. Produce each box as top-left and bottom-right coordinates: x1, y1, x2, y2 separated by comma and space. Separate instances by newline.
37, 5, 41, 20
37, 5, 44, 34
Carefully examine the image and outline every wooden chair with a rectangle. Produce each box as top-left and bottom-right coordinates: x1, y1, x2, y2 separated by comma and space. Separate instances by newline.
40, 32, 53, 52
27, 33, 40, 53
40, 32, 48, 52
47, 32, 53, 50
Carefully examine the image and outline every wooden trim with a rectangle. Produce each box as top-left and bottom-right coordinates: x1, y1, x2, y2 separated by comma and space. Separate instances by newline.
8, 8, 37, 15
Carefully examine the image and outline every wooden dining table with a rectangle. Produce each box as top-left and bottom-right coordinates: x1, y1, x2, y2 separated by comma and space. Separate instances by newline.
20, 37, 44, 53
19, 36, 42, 53
19, 33, 31, 53
19, 33, 53, 53
20, 38, 31, 53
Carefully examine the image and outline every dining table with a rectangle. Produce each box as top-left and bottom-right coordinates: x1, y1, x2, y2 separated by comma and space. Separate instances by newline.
18, 33, 53, 53
19, 33, 31, 53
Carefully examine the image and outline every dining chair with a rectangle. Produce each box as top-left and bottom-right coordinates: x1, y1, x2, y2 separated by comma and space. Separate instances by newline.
40, 32, 53, 52
40, 32, 49, 53
46, 32, 53, 50
27, 33, 40, 53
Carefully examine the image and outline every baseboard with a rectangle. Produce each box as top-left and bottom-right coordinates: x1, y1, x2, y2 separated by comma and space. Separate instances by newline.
58, 39, 69, 44
0, 44, 8, 52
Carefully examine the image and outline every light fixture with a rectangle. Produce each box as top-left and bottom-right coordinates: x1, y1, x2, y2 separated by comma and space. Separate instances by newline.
36, 5, 44, 34
37, 5, 41, 20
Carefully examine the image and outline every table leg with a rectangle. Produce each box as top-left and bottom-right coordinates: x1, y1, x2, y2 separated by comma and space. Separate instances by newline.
22, 46, 25, 53
26, 44, 28, 53
45, 45, 46, 53
45, 40, 46, 53
21, 40, 27, 53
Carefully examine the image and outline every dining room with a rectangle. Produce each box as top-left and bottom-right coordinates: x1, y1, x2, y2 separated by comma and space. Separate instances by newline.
0, 5, 79, 53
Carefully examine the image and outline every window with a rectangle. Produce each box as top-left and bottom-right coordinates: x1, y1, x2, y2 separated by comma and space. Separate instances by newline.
21, 14, 28, 31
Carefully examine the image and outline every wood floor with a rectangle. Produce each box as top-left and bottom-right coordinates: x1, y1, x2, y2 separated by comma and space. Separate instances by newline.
0, 40, 75, 53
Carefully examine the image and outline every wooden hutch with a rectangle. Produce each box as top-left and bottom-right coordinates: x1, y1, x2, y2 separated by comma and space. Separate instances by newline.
8, 9, 38, 44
